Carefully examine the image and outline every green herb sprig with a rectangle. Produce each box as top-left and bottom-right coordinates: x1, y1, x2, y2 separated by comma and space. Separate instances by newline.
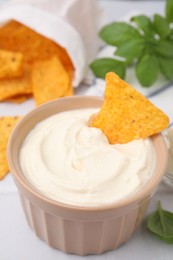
90, 0, 173, 87
147, 201, 173, 243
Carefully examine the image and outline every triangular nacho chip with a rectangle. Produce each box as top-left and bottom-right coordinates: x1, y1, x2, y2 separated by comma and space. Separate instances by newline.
0, 116, 21, 179
0, 69, 32, 101
31, 56, 71, 105
90, 72, 169, 144
0, 50, 23, 79
6, 94, 32, 103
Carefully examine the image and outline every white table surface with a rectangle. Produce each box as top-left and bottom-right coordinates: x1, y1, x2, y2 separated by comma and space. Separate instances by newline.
1, 1, 173, 260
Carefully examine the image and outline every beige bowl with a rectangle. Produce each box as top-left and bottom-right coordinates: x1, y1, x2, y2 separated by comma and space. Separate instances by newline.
7, 96, 167, 255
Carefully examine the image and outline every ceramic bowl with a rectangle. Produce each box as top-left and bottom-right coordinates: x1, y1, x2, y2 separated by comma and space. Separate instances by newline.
7, 96, 168, 255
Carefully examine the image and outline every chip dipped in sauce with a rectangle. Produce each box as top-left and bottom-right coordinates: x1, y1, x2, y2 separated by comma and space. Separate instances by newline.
89, 72, 169, 144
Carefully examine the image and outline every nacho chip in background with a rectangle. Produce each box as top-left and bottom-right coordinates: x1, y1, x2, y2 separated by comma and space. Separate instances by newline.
0, 20, 23, 51
31, 56, 71, 105
0, 70, 32, 101
0, 20, 22, 36
6, 94, 32, 103
0, 116, 21, 180
90, 72, 169, 144
0, 50, 23, 79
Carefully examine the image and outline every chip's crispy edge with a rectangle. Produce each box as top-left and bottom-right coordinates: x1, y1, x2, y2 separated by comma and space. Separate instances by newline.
0, 116, 21, 179
90, 72, 169, 144
0, 69, 32, 101
0, 50, 23, 79
32, 56, 71, 105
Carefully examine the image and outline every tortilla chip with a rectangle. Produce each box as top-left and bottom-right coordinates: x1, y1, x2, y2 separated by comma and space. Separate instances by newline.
9, 25, 42, 60
35, 35, 74, 71
0, 116, 21, 179
0, 70, 32, 101
0, 50, 23, 79
90, 72, 169, 144
0, 20, 22, 48
0, 20, 22, 36
6, 94, 32, 103
31, 56, 71, 105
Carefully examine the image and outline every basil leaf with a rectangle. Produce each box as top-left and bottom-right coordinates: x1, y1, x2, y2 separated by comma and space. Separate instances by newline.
91, 0, 173, 88
99, 22, 141, 46
115, 38, 146, 64
154, 40, 173, 58
166, 0, 173, 23
147, 201, 173, 244
158, 56, 173, 80
131, 15, 153, 37
90, 58, 125, 79
136, 54, 159, 87
169, 30, 173, 41
153, 14, 171, 39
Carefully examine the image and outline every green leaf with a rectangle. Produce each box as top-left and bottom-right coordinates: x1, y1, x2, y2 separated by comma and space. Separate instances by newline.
115, 38, 146, 64
166, 0, 173, 23
135, 54, 159, 87
154, 40, 173, 58
147, 201, 173, 244
90, 58, 125, 79
169, 30, 173, 40
153, 14, 171, 39
99, 22, 141, 46
91, 1, 173, 88
158, 56, 173, 80
131, 15, 153, 37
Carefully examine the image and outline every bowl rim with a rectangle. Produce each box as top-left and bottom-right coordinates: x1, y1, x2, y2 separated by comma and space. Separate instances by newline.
7, 96, 168, 212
